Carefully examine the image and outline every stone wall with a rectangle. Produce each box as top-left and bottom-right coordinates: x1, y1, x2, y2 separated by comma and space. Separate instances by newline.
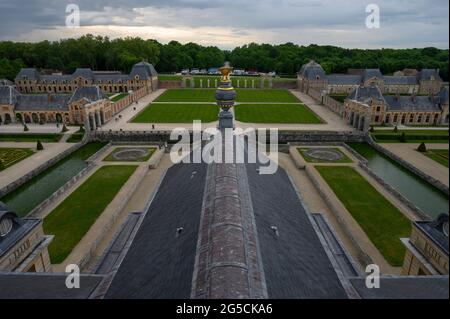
158, 80, 183, 89
366, 136, 449, 196
323, 95, 344, 116
0, 141, 87, 198
272, 81, 298, 89
308, 88, 323, 102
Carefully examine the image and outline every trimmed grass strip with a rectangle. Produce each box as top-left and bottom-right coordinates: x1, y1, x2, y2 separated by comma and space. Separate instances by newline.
316, 166, 411, 267
44, 165, 138, 264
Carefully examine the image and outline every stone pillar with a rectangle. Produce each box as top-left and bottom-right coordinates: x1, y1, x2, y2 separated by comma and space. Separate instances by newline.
84, 114, 91, 132
190, 78, 195, 88
260, 78, 265, 89
96, 111, 102, 128
237, 80, 240, 88
207, 79, 210, 88
90, 113, 96, 130
269, 78, 273, 89
252, 80, 255, 89
100, 110, 105, 125
200, 79, 203, 88
215, 79, 218, 87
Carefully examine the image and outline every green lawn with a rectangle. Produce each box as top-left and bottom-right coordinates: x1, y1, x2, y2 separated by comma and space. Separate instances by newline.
423, 149, 449, 167
372, 129, 449, 143
66, 133, 85, 143
155, 89, 300, 103
327, 94, 348, 103
235, 104, 322, 124
132, 103, 220, 123
0, 134, 62, 143
298, 148, 352, 163
43, 165, 138, 264
0, 148, 34, 170
104, 147, 156, 162
110, 93, 129, 103
316, 166, 411, 267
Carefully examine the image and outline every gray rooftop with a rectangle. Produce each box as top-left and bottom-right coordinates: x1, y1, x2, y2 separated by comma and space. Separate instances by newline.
348, 85, 385, 104
69, 86, 107, 104
0, 273, 104, 299
350, 276, 449, 299
105, 163, 207, 299
415, 214, 449, 255
15, 94, 71, 112
384, 95, 442, 112
327, 74, 361, 85
0, 86, 20, 105
15, 62, 158, 82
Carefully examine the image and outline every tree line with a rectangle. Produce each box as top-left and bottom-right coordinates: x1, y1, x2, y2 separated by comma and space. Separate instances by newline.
0, 34, 448, 80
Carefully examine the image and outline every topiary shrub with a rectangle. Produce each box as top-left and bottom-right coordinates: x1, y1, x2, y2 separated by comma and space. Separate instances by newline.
23, 124, 29, 132
369, 126, 375, 133
78, 125, 85, 133
417, 142, 427, 153
0, 160, 5, 171
36, 140, 44, 151
61, 124, 69, 133
399, 132, 407, 143
393, 126, 398, 133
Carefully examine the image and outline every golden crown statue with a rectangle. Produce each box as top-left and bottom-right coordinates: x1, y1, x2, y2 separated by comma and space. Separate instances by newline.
219, 62, 233, 82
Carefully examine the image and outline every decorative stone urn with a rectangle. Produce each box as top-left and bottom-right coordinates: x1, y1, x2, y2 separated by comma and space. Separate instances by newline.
216, 62, 236, 129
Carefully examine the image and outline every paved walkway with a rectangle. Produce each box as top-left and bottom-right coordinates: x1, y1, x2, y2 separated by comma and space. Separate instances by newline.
375, 126, 449, 131
0, 142, 74, 189
380, 143, 449, 187
0, 124, 79, 134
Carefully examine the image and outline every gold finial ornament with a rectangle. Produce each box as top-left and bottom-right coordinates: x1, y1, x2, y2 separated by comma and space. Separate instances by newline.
219, 62, 233, 82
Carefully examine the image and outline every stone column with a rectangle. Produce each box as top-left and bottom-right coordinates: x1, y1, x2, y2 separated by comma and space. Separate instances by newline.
90, 113, 96, 130
190, 78, 195, 88
100, 110, 105, 125
84, 114, 91, 132
96, 111, 102, 128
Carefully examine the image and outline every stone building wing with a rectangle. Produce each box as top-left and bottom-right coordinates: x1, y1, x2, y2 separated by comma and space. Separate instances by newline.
347, 85, 385, 104
130, 62, 158, 80
384, 96, 443, 112
299, 60, 327, 80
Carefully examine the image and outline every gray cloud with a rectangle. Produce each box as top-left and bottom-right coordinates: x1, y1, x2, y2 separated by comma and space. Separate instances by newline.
0, 0, 448, 48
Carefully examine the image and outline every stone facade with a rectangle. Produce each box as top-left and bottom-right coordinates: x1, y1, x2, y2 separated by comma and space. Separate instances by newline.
402, 215, 449, 276
298, 60, 443, 95
0, 85, 149, 127
342, 86, 449, 128
14, 62, 158, 94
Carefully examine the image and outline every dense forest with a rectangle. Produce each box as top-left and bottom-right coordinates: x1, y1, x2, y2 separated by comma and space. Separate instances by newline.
0, 34, 448, 80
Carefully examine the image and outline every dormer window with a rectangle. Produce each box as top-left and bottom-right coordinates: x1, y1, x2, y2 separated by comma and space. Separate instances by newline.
316, 75, 320, 80
135, 75, 140, 81
0, 216, 13, 237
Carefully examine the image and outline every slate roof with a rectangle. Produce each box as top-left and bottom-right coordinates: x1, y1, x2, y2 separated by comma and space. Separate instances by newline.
363, 69, 383, 81
0, 86, 20, 105
440, 86, 449, 104
68, 86, 107, 104
384, 95, 442, 112
246, 162, 348, 299
327, 75, 361, 85
105, 163, 207, 299
0, 203, 41, 259
415, 214, 449, 255
350, 276, 449, 299
0, 273, 104, 299
14, 62, 157, 83
383, 76, 418, 85
347, 85, 385, 104
299, 60, 327, 80
0, 79, 13, 86
418, 69, 442, 81
15, 94, 71, 111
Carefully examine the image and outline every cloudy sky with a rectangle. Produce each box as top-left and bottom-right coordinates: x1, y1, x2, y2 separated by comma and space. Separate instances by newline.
0, 0, 448, 49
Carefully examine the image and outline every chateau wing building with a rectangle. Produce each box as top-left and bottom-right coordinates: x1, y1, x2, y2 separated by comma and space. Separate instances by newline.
14, 62, 158, 94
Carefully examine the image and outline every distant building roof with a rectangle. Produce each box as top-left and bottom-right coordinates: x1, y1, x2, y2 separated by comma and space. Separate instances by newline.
383, 76, 418, 85
418, 69, 442, 82
0, 86, 20, 105
68, 86, 107, 105
327, 75, 361, 85
348, 85, 385, 105
14, 62, 157, 83
0, 79, 13, 86
15, 94, 71, 112
363, 69, 383, 82
299, 60, 327, 80
384, 95, 442, 112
